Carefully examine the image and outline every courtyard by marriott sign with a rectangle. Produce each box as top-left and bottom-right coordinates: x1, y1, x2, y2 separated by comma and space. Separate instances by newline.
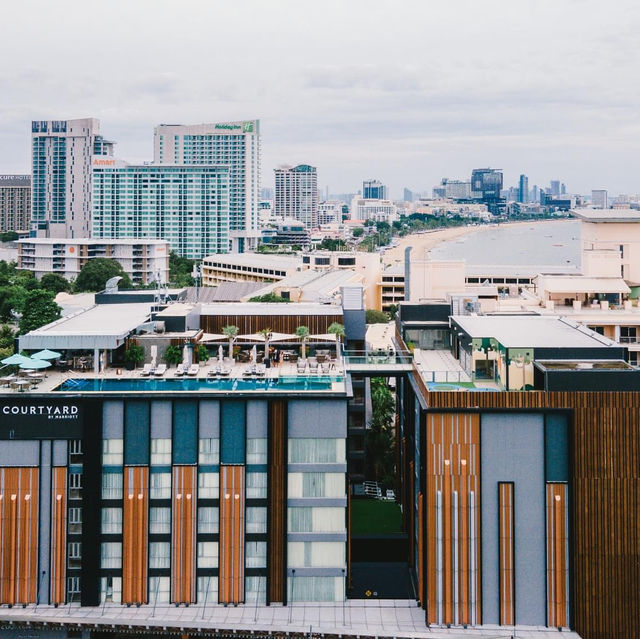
0, 400, 83, 438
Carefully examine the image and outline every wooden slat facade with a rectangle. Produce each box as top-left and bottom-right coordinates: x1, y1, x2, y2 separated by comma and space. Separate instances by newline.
547, 482, 569, 629
201, 314, 343, 336
420, 390, 640, 639
267, 400, 287, 604
122, 466, 149, 605
50, 466, 67, 605
172, 465, 197, 604
498, 482, 515, 626
0, 467, 39, 604
219, 465, 245, 604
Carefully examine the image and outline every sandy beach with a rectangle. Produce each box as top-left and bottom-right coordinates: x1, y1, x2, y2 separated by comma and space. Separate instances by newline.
381, 218, 574, 266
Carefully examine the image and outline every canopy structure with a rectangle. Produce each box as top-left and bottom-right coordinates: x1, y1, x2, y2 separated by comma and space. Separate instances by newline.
308, 333, 338, 342
200, 333, 227, 343
31, 349, 62, 360
237, 332, 296, 343
20, 358, 52, 370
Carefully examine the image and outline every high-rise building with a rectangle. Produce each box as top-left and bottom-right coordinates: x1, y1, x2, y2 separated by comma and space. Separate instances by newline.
31, 118, 114, 238
403, 187, 414, 202
532, 184, 540, 203
550, 180, 561, 196
470, 168, 504, 214
518, 174, 529, 203
153, 121, 260, 252
274, 165, 318, 229
592, 189, 608, 209
92, 164, 229, 259
362, 179, 387, 200
318, 200, 343, 225
0, 175, 31, 232
434, 178, 472, 199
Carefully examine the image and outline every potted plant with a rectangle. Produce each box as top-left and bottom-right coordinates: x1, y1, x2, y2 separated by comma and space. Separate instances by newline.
295, 325, 309, 361
163, 345, 183, 367
196, 344, 210, 363
124, 344, 144, 370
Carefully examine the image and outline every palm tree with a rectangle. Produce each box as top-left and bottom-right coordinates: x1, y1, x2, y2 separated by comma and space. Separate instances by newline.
258, 327, 272, 362
222, 325, 239, 361
327, 322, 345, 360
295, 325, 309, 360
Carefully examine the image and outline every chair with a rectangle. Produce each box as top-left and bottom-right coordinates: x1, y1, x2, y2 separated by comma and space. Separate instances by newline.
153, 364, 167, 377
187, 364, 200, 376
308, 360, 319, 374
140, 364, 153, 376
297, 360, 307, 374
174, 364, 186, 377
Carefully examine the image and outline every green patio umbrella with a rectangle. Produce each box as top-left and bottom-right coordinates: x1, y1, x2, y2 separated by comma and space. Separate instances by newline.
20, 358, 52, 370
2, 354, 33, 366
31, 349, 62, 360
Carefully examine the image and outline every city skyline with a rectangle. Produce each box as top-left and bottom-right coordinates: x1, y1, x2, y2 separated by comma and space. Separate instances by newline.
1, 1, 639, 197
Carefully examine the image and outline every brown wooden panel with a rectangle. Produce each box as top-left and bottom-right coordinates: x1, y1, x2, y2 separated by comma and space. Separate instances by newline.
499, 482, 515, 626
50, 467, 67, 605
201, 314, 343, 337
547, 482, 569, 629
219, 465, 245, 604
172, 465, 197, 604
122, 466, 149, 605
267, 400, 287, 604
0, 467, 39, 604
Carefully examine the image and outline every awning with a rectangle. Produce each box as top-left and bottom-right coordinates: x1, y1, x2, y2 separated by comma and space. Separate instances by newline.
540, 277, 630, 295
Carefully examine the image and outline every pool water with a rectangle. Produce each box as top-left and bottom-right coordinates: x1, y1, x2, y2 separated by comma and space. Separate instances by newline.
55, 376, 343, 393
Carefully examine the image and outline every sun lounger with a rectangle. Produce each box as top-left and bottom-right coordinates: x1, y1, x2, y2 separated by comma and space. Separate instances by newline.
187, 364, 200, 376
153, 364, 167, 377
140, 364, 153, 376
174, 364, 186, 376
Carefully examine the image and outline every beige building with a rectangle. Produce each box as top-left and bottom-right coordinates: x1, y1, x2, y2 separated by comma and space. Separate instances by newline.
17, 238, 169, 285
0, 175, 30, 232
201, 253, 301, 286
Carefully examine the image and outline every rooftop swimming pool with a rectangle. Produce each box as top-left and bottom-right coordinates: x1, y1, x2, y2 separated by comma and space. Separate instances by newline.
54, 376, 344, 393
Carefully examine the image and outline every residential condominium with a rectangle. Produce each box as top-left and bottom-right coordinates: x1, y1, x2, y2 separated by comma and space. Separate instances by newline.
274, 164, 318, 229
92, 163, 229, 259
153, 120, 261, 252
31, 118, 114, 238
0, 174, 30, 232
16, 238, 170, 284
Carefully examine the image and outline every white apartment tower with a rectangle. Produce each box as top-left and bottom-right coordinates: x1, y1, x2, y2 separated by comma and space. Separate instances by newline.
153, 120, 260, 252
31, 118, 114, 238
592, 189, 609, 209
274, 164, 318, 229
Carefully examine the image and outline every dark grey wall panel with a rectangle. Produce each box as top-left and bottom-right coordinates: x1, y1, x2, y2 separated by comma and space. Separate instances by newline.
199, 400, 220, 438
102, 400, 123, 439
288, 400, 346, 438
150, 401, 172, 439
246, 400, 268, 438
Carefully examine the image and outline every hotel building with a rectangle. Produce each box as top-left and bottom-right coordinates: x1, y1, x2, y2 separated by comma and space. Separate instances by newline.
31, 118, 114, 238
0, 175, 31, 232
92, 164, 229, 259
274, 165, 318, 229
153, 121, 261, 252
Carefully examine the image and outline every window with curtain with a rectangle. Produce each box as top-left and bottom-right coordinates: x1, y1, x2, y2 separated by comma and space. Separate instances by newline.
198, 472, 219, 498
245, 576, 265, 604
150, 472, 171, 499
149, 507, 171, 534
197, 507, 219, 534
149, 576, 170, 603
246, 472, 267, 498
288, 439, 346, 464
288, 507, 312, 532
303, 473, 325, 497
150, 439, 172, 465
197, 576, 218, 602
289, 473, 345, 499
102, 439, 123, 465
149, 542, 170, 569
102, 473, 123, 500
100, 542, 122, 569
245, 541, 267, 568
100, 576, 122, 603
199, 438, 220, 464
288, 507, 345, 533
101, 508, 122, 534
288, 541, 345, 568
246, 438, 267, 464
288, 576, 341, 602
246, 507, 267, 533
197, 541, 219, 568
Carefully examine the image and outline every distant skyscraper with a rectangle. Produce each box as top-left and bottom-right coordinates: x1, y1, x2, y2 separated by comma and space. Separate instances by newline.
362, 179, 387, 200
518, 174, 529, 203
153, 120, 260, 252
274, 164, 318, 229
532, 185, 540, 203
403, 187, 414, 202
561, 183, 567, 195
31, 118, 114, 238
0, 175, 31, 232
550, 180, 561, 196
471, 168, 504, 213
592, 190, 608, 209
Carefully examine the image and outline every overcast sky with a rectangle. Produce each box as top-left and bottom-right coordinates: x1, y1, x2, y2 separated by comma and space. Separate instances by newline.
1, 0, 639, 198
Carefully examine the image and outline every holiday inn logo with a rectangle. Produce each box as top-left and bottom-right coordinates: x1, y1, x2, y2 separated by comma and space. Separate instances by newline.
214, 121, 255, 133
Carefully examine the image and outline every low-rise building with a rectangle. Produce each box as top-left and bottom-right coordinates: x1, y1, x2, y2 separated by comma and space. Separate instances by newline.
17, 238, 170, 284
349, 197, 398, 223
201, 253, 301, 286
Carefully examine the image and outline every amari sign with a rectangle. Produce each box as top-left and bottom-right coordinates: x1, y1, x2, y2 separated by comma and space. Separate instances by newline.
0, 399, 84, 439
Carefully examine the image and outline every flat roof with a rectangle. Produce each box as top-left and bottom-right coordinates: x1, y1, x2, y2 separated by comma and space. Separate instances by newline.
200, 302, 343, 316
466, 264, 580, 279
452, 315, 618, 349
19, 303, 152, 350
539, 275, 630, 294
535, 359, 635, 371
572, 207, 640, 222
202, 253, 300, 269
18, 238, 168, 245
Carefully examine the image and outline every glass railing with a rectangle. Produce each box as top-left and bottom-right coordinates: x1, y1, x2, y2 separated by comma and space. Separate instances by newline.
343, 350, 413, 366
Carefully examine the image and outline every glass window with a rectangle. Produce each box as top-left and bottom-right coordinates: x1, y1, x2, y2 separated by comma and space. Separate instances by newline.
101, 507, 122, 534
149, 576, 170, 603
288, 576, 342, 602
150, 473, 171, 499
246, 438, 267, 464
149, 542, 170, 569
289, 473, 344, 498
102, 473, 123, 500
197, 576, 218, 602
102, 439, 123, 465
288, 507, 344, 533
101, 542, 122, 569
149, 507, 170, 534
198, 472, 219, 498
197, 507, 219, 533
245, 541, 267, 568
289, 439, 345, 464
197, 541, 219, 568
246, 507, 267, 533
199, 438, 220, 464
245, 575, 266, 604
288, 541, 345, 568
151, 439, 172, 465
246, 472, 267, 498
100, 576, 122, 603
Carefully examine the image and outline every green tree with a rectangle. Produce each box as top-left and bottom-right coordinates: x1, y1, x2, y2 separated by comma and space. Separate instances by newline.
258, 327, 272, 361
248, 293, 290, 303
366, 309, 390, 324
295, 325, 309, 360
40, 273, 71, 295
169, 252, 195, 287
124, 343, 145, 369
222, 325, 239, 360
0, 324, 14, 350
0, 231, 19, 243
196, 344, 210, 363
365, 377, 396, 485
18, 290, 61, 334
327, 322, 345, 357
74, 258, 132, 292
163, 344, 183, 367
0, 286, 27, 321
318, 238, 347, 251
351, 227, 364, 238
